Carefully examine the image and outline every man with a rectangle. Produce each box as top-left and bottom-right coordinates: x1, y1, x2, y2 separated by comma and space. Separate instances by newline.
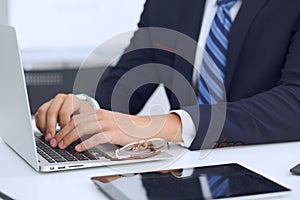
35, 0, 300, 152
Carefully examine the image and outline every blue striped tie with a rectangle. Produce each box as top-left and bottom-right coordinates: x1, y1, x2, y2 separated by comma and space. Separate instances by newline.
198, 0, 237, 104
208, 175, 230, 198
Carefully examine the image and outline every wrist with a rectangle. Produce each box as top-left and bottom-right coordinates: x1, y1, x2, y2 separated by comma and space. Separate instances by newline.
156, 113, 182, 142
76, 94, 99, 113
76, 94, 100, 113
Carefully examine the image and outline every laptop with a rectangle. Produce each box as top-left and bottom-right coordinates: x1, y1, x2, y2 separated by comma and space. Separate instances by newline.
0, 25, 176, 172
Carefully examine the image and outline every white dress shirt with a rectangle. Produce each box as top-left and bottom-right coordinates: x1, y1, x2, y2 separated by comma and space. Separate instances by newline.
78, 0, 242, 148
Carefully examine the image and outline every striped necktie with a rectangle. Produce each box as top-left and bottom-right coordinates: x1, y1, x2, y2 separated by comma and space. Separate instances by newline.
208, 175, 230, 198
198, 0, 237, 104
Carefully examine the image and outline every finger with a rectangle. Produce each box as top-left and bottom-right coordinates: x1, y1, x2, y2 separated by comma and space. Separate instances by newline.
53, 112, 99, 148
69, 109, 108, 125
45, 94, 67, 138
56, 120, 102, 149
35, 100, 52, 134
58, 94, 80, 128
54, 110, 107, 149
75, 133, 108, 152
49, 120, 74, 148
34, 112, 40, 132
53, 113, 96, 147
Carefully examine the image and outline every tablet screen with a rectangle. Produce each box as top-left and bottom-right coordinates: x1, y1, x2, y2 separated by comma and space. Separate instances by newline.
91, 163, 290, 200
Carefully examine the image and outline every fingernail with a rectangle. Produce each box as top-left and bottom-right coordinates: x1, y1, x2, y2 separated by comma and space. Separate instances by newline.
75, 145, 81, 152
59, 141, 64, 149
45, 133, 52, 141
50, 139, 57, 147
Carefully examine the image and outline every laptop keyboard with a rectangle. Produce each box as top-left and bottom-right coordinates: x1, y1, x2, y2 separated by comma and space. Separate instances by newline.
35, 135, 111, 163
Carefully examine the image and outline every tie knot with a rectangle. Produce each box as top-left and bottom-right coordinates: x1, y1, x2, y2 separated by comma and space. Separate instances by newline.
218, 0, 237, 9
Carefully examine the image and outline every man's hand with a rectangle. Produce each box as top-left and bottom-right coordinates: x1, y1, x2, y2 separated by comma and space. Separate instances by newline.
34, 93, 94, 142
49, 109, 182, 152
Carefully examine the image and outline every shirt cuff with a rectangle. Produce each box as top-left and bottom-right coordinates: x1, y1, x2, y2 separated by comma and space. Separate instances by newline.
171, 168, 194, 178
170, 109, 196, 148
76, 94, 100, 110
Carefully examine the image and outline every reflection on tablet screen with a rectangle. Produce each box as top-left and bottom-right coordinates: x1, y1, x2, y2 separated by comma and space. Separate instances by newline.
91, 163, 290, 200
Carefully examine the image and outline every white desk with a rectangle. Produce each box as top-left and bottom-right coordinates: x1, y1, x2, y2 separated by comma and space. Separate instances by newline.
1, 136, 300, 200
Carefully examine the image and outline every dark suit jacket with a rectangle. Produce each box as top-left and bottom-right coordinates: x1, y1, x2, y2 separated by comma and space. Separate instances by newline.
96, 0, 300, 150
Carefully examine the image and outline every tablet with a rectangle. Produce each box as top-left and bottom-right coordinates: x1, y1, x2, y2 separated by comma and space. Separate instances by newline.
91, 163, 290, 200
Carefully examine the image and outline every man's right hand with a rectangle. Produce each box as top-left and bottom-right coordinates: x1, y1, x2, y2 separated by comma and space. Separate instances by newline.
34, 93, 94, 142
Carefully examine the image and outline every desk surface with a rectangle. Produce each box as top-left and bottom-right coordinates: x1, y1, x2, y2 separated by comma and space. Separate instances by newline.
0, 137, 300, 200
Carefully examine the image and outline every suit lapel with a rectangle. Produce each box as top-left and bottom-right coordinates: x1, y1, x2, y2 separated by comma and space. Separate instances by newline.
170, 0, 270, 105
225, 0, 269, 91
169, 0, 206, 107
172, 0, 205, 81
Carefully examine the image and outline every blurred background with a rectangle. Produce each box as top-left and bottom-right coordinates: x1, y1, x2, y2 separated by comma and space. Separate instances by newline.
0, 0, 146, 113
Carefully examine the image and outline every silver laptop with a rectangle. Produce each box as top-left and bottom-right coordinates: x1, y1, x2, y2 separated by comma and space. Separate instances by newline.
0, 25, 174, 172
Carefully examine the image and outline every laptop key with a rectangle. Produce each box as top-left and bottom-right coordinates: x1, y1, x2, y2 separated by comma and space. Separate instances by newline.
53, 148, 78, 162
83, 151, 98, 160
52, 157, 67, 162
35, 135, 108, 162
73, 153, 89, 161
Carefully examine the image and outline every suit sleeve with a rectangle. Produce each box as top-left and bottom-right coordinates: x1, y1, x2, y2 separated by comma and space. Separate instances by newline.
95, 0, 178, 114
95, 0, 158, 114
